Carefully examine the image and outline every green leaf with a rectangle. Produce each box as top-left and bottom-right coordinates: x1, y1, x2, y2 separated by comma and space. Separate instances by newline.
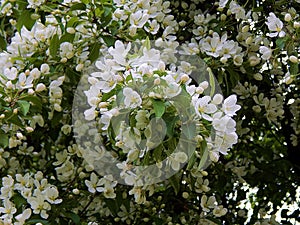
152, 100, 165, 118
182, 120, 196, 139
16, 10, 36, 32
0, 35, 7, 50
49, 34, 60, 58
187, 152, 197, 170
276, 38, 286, 50
70, 3, 86, 11
17, 100, 30, 116
60, 33, 75, 44
169, 173, 181, 195
198, 141, 208, 170
89, 42, 101, 62
102, 35, 116, 47
207, 67, 215, 97
0, 131, 8, 148
290, 62, 299, 75
26, 219, 51, 225
63, 212, 81, 224
20, 95, 42, 111
11, 193, 27, 208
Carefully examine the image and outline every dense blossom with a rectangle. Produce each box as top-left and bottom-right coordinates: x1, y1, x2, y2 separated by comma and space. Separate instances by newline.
0, 0, 299, 224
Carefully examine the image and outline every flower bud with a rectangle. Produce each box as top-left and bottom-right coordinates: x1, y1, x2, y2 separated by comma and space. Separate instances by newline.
40, 63, 50, 74
220, 14, 227, 21
36, 83, 46, 92
284, 13, 292, 22
28, 89, 35, 95
293, 21, 300, 28
154, 78, 161, 85
25, 127, 34, 133
66, 27, 76, 34
72, 189, 80, 195
245, 36, 253, 45
180, 74, 189, 83
289, 55, 298, 63
253, 73, 263, 81
242, 25, 249, 33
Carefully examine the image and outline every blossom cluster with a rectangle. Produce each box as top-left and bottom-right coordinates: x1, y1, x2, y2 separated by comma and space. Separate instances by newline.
0, 0, 298, 224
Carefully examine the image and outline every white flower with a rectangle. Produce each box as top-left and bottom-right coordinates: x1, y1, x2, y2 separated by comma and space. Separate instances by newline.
212, 115, 236, 133
222, 95, 241, 116
16, 73, 34, 89
0, 199, 17, 220
96, 175, 117, 199
123, 87, 142, 109
14, 208, 32, 225
266, 12, 285, 37
108, 40, 131, 66
85, 172, 99, 194
130, 10, 149, 28
213, 205, 228, 217
60, 42, 74, 59
167, 152, 188, 171
27, 0, 46, 8
201, 33, 223, 58
3, 67, 18, 80
219, 0, 229, 8
200, 195, 216, 212
27, 195, 50, 219
195, 96, 217, 121
259, 46, 272, 60
44, 187, 62, 204
93, 71, 118, 93
144, 20, 160, 34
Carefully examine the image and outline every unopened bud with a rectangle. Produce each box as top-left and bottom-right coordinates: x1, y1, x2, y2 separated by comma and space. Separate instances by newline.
293, 21, 300, 28
36, 83, 46, 92
284, 13, 292, 22
180, 74, 189, 83
72, 189, 80, 195
154, 78, 161, 85
242, 25, 249, 33
220, 14, 227, 21
245, 36, 253, 45
253, 73, 263, 81
98, 102, 108, 108
25, 127, 34, 133
289, 55, 298, 63
66, 27, 76, 34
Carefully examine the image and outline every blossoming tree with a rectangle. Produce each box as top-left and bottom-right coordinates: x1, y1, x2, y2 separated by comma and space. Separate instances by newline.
0, 0, 299, 224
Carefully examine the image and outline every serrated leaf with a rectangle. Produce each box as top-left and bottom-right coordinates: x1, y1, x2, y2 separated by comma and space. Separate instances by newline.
17, 100, 30, 116
152, 100, 165, 118
50, 34, 60, 58
89, 42, 101, 62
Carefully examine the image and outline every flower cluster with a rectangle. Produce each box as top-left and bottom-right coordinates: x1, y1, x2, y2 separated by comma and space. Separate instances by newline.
0, 0, 298, 224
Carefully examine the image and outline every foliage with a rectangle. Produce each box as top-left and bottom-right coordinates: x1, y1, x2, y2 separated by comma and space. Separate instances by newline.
0, 0, 299, 224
